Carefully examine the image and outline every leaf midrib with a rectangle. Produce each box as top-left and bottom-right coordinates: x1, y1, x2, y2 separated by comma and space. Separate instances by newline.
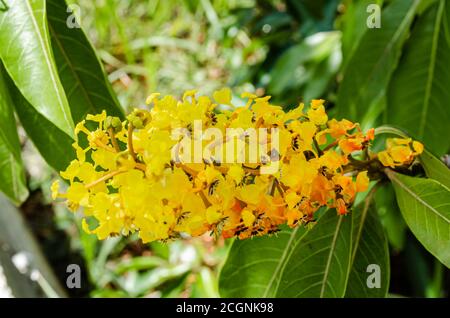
418, 0, 444, 138
345, 0, 420, 118
320, 215, 343, 297
262, 227, 303, 297
47, 22, 97, 117
388, 171, 450, 224
23, 0, 72, 130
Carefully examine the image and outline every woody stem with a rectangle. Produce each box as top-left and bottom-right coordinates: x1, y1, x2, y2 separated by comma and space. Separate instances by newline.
323, 140, 339, 152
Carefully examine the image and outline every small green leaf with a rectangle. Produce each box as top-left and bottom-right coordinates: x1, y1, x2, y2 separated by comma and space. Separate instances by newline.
0, 0, 74, 137
386, 0, 450, 155
0, 64, 28, 205
47, 0, 124, 122
337, 0, 420, 121
387, 171, 450, 268
219, 209, 353, 297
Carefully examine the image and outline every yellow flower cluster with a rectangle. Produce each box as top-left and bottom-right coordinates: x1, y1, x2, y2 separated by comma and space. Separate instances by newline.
377, 138, 423, 168
51, 89, 421, 243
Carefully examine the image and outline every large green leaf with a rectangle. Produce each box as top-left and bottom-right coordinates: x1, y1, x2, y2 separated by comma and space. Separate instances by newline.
46, 0, 124, 122
375, 183, 407, 251
336, 0, 420, 121
387, 171, 450, 268
340, 0, 383, 69
0, 0, 74, 138
345, 201, 390, 297
3, 69, 74, 172
386, 0, 450, 155
219, 209, 353, 297
0, 64, 28, 205
419, 150, 450, 189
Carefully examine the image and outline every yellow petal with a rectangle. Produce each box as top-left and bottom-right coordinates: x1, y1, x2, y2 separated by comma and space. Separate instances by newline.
213, 88, 232, 105
228, 165, 244, 184
82, 218, 93, 234
51, 181, 60, 200
241, 209, 255, 227
412, 141, 424, 154
356, 171, 369, 192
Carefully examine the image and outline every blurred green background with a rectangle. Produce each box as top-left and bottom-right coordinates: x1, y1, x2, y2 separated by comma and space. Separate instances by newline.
0, 0, 448, 298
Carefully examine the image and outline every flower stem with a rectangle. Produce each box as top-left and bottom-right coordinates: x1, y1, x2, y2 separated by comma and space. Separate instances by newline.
108, 128, 120, 152
128, 123, 138, 162
85, 170, 124, 189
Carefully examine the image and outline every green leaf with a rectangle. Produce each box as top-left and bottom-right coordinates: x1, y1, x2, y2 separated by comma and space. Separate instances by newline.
46, 0, 124, 122
219, 209, 353, 297
387, 171, 450, 268
340, 0, 383, 68
345, 201, 390, 297
0, 64, 28, 205
3, 69, 74, 172
336, 0, 420, 121
0, 0, 74, 138
420, 150, 450, 190
375, 183, 407, 251
268, 31, 340, 96
0, 193, 67, 297
386, 0, 450, 155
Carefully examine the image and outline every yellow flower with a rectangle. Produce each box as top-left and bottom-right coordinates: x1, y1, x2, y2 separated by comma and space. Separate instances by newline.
285, 191, 301, 209
86, 110, 107, 123
81, 218, 93, 234
307, 100, 328, 125
228, 165, 244, 185
51, 181, 60, 200
66, 182, 89, 210
51, 89, 423, 243
412, 141, 424, 154
241, 92, 257, 100
356, 171, 369, 192
206, 205, 222, 224
213, 88, 232, 105
241, 208, 255, 227
378, 137, 423, 168
60, 160, 81, 182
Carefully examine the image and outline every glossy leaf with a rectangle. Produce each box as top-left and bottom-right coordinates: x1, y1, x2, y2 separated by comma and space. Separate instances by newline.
219, 209, 353, 297
0, 64, 28, 205
340, 0, 383, 68
375, 183, 407, 251
0, 0, 74, 137
47, 0, 124, 122
345, 201, 390, 297
4, 69, 74, 172
420, 150, 450, 189
386, 0, 450, 155
387, 171, 450, 268
337, 0, 420, 121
